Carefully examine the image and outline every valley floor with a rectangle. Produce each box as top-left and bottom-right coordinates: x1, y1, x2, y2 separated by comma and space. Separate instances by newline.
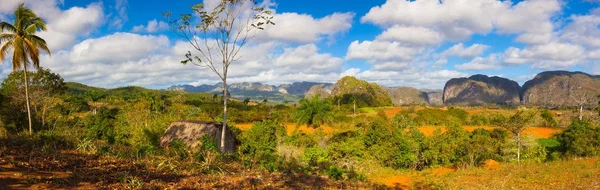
2, 139, 598, 189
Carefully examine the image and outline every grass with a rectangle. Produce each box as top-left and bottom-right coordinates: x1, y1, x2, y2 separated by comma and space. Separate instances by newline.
409, 158, 600, 189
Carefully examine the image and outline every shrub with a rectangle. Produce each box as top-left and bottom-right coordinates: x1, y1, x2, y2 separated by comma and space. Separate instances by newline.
239, 121, 285, 167
540, 110, 558, 127
303, 147, 330, 167
555, 120, 600, 157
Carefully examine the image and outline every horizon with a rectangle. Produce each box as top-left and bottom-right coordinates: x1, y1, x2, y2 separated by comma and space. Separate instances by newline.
1, 0, 599, 90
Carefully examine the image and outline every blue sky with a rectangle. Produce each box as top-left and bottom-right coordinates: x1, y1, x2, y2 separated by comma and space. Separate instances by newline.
0, 0, 599, 89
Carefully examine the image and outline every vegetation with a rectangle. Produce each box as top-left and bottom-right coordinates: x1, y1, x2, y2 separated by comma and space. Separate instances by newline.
1, 3, 600, 189
164, 0, 273, 152
0, 3, 51, 134
292, 96, 334, 129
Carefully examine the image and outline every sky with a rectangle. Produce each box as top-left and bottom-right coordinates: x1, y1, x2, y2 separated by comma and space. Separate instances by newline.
0, 0, 599, 90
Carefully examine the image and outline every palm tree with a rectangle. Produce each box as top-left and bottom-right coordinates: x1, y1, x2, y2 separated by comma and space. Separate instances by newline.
292, 95, 334, 129
0, 3, 51, 134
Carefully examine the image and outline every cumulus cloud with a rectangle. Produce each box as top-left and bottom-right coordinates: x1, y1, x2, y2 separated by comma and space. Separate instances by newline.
132, 19, 169, 33
441, 43, 490, 58
255, 12, 354, 44
346, 40, 423, 62
274, 44, 343, 74
456, 54, 502, 70
562, 8, 600, 48
503, 43, 586, 69
361, 0, 560, 42
376, 25, 444, 45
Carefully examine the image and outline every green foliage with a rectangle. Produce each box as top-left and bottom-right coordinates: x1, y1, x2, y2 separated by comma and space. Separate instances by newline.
540, 110, 558, 127
555, 120, 600, 157
391, 113, 417, 129
292, 96, 333, 128
414, 108, 466, 126
331, 76, 393, 107
85, 107, 120, 144
0, 68, 67, 132
239, 121, 285, 167
303, 147, 330, 167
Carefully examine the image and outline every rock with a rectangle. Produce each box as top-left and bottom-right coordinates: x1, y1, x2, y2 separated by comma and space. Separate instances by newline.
443, 75, 521, 105
331, 76, 393, 107
423, 89, 443, 105
304, 84, 333, 99
521, 71, 600, 108
160, 121, 238, 153
386, 87, 429, 106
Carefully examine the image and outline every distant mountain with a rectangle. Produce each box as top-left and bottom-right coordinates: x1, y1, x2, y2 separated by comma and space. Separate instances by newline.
421, 89, 443, 105
443, 75, 521, 105
331, 76, 393, 107
305, 84, 334, 99
522, 71, 600, 108
387, 87, 429, 106
166, 81, 333, 103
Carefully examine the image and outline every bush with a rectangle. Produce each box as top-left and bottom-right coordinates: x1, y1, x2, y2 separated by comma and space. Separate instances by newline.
303, 147, 330, 167
555, 120, 600, 157
540, 110, 558, 127
239, 121, 285, 168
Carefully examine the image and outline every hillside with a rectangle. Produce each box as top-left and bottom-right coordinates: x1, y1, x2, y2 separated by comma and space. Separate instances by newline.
330, 76, 392, 107
521, 71, 600, 107
167, 81, 333, 103
387, 87, 429, 106
443, 75, 521, 105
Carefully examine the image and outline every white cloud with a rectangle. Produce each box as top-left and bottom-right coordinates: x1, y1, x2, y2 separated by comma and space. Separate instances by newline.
376, 25, 444, 45
456, 54, 502, 70
503, 43, 586, 69
361, 0, 561, 43
0, 0, 104, 51
132, 19, 169, 33
109, 0, 128, 29
562, 8, 600, 48
346, 40, 423, 62
441, 43, 490, 58
69, 33, 170, 63
274, 44, 343, 74
255, 12, 354, 44
37, 3, 105, 51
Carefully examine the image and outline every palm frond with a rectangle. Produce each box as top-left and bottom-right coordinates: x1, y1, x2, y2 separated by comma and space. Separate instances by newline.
28, 35, 50, 55
24, 38, 40, 68
0, 33, 16, 45
0, 41, 13, 63
0, 22, 17, 33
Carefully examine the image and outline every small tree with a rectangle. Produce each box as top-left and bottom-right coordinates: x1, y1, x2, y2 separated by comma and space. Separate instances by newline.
85, 90, 106, 115
243, 97, 251, 106
496, 110, 535, 164
292, 95, 333, 129
165, 0, 273, 152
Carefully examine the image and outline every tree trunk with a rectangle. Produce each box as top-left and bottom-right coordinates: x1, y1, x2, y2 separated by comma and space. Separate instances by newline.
579, 105, 583, 120
221, 80, 228, 152
353, 100, 356, 115
517, 132, 521, 164
23, 68, 33, 135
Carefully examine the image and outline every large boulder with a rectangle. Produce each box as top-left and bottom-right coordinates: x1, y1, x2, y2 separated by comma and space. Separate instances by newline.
304, 84, 333, 99
443, 75, 521, 105
387, 87, 429, 106
521, 71, 600, 108
160, 121, 238, 153
331, 76, 393, 107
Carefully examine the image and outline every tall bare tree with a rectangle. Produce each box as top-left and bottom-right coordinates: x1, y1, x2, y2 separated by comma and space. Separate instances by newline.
0, 3, 51, 134
164, 0, 273, 152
